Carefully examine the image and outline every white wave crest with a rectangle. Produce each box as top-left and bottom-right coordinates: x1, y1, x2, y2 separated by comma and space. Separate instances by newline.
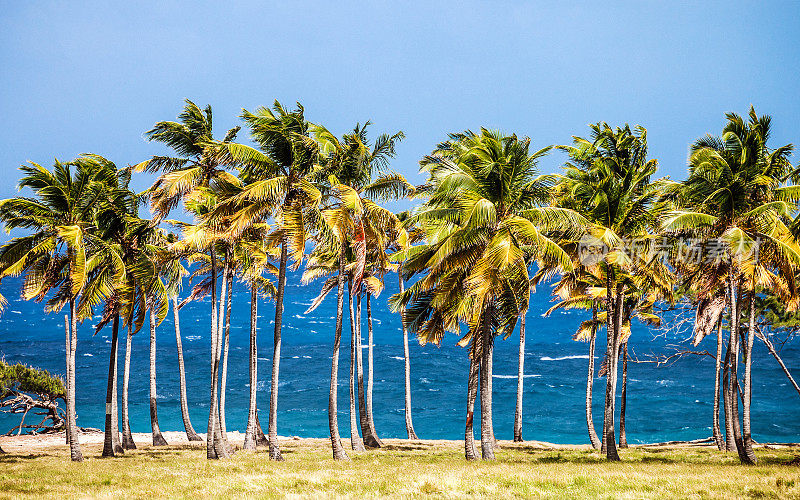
539, 355, 590, 361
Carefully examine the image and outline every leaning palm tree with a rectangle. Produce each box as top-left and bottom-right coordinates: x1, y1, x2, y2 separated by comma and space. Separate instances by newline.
140, 99, 240, 460
81, 155, 138, 458
234, 227, 277, 451
115, 215, 162, 451
544, 259, 669, 450
556, 122, 667, 460
220, 100, 322, 460
132, 226, 178, 446
308, 122, 410, 452
0, 157, 125, 462
392, 211, 423, 440
391, 129, 583, 460
170, 188, 236, 458
661, 107, 800, 464
161, 239, 203, 442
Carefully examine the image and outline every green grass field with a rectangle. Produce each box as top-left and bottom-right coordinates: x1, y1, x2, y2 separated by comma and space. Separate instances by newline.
1, 438, 799, 498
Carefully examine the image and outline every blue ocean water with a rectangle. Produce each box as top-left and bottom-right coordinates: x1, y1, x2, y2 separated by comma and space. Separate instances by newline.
1, 271, 798, 445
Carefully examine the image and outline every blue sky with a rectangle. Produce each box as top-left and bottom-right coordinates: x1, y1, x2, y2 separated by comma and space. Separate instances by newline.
1, 1, 799, 214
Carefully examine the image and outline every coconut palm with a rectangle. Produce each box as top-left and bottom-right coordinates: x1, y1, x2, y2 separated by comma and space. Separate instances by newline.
661, 107, 799, 464
314, 122, 409, 450
391, 129, 583, 459
544, 259, 669, 450
170, 188, 238, 458
133, 226, 180, 446
393, 211, 423, 440
220, 100, 322, 460
79, 155, 138, 458
300, 122, 410, 456
114, 215, 163, 451
141, 99, 241, 460
0, 157, 126, 462
121, 322, 136, 450
556, 122, 668, 460
163, 238, 203, 442
234, 228, 277, 451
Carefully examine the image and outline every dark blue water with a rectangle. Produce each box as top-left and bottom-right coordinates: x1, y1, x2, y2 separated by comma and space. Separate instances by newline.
1, 272, 799, 444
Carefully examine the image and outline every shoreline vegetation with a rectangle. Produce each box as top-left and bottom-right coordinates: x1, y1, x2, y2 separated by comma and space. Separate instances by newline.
2, 433, 800, 498
1, 98, 800, 492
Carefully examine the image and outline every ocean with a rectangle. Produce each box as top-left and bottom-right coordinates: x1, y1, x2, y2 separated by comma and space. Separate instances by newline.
1, 271, 798, 445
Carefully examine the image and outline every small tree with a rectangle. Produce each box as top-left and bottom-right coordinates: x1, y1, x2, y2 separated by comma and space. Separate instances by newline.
0, 360, 66, 436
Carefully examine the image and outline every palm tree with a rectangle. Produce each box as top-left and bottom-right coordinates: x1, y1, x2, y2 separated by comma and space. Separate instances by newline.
170, 290, 202, 441
80, 155, 138, 458
141, 99, 240, 460
301, 246, 362, 456
393, 211, 422, 440
302, 122, 410, 455
317, 123, 409, 449
221, 100, 322, 460
137, 228, 179, 447
557, 122, 668, 461
236, 229, 276, 451
171, 191, 234, 458
392, 129, 583, 459
662, 107, 799, 464
115, 215, 164, 451
121, 321, 136, 449
585, 302, 601, 449
513, 314, 526, 442
0, 157, 126, 461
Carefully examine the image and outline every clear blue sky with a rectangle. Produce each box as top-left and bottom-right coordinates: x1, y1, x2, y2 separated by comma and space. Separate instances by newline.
2, 1, 799, 213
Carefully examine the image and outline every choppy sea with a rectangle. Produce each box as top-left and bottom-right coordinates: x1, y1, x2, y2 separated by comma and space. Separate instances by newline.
1, 271, 798, 444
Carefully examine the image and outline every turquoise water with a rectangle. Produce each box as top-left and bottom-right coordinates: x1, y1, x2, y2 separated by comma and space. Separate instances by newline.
1, 272, 798, 444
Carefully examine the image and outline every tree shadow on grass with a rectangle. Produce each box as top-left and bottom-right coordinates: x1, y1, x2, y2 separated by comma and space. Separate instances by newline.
754, 454, 800, 466
530, 453, 607, 465
381, 444, 434, 452
0, 454, 38, 463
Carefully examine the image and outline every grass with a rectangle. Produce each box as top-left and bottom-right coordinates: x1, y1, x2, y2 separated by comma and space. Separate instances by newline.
1, 439, 800, 498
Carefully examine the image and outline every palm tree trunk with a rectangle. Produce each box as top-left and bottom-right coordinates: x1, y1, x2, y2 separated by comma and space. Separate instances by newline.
64, 316, 70, 446
348, 286, 365, 452
619, 342, 628, 448
122, 323, 136, 450
103, 314, 122, 457
219, 266, 233, 442
206, 246, 228, 460
513, 315, 525, 442
215, 261, 229, 443
173, 296, 202, 441
465, 355, 479, 460
587, 303, 601, 450
480, 310, 495, 460
713, 318, 724, 450
728, 278, 746, 462
268, 241, 287, 461
149, 307, 168, 446
67, 299, 83, 462
602, 276, 621, 461
111, 320, 122, 454
364, 294, 382, 447
355, 294, 375, 446
328, 241, 349, 460
398, 272, 418, 440
722, 338, 735, 452
741, 290, 757, 463
487, 334, 496, 448
243, 285, 259, 451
